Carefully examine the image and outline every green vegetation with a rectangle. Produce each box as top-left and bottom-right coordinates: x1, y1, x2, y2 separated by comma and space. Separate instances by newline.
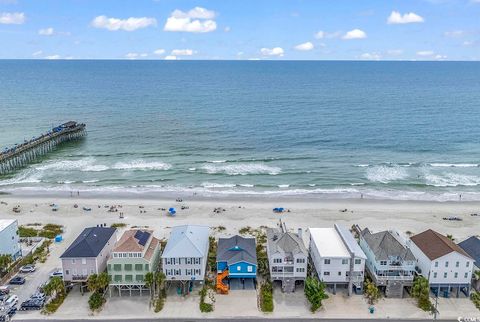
42, 276, 66, 314
0, 254, 13, 277
471, 291, 480, 311
304, 277, 329, 313
145, 271, 167, 312
259, 281, 274, 312
239, 226, 253, 235
110, 223, 127, 228
208, 236, 217, 272
364, 279, 381, 305
412, 276, 434, 312
87, 273, 109, 312
18, 224, 63, 239
18, 226, 38, 237
199, 285, 214, 313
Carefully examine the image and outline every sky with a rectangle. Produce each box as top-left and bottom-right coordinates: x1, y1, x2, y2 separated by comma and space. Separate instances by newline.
0, 0, 479, 60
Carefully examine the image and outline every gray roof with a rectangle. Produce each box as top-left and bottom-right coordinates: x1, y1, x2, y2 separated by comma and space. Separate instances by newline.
336, 224, 367, 259
361, 228, 416, 261
161, 225, 210, 258
217, 235, 257, 265
266, 227, 307, 257
458, 236, 480, 267
61, 227, 116, 258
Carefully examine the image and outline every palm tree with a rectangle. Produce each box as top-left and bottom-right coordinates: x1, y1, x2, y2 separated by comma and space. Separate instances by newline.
145, 272, 154, 299
0, 254, 12, 275
87, 274, 99, 293
44, 276, 65, 299
97, 272, 109, 294
412, 276, 432, 312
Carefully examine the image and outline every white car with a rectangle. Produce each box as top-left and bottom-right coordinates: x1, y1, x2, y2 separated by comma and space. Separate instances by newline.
19, 264, 36, 273
49, 270, 63, 279
5, 294, 18, 307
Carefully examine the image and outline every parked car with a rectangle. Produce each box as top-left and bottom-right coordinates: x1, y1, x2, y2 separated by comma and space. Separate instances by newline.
30, 292, 46, 301
4, 295, 18, 307
50, 270, 63, 279
19, 299, 44, 311
0, 306, 17, 321
19, 264, 36, 273
8, 276, 25, 285
0, 286, 10, 295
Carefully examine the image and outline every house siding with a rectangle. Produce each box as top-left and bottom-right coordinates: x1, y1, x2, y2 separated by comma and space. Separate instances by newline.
0, 220, 21, 260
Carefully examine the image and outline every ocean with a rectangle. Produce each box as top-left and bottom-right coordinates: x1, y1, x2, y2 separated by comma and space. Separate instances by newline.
1, 60, 480, 201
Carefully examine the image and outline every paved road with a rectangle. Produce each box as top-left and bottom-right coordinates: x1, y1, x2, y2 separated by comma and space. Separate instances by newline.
11, 319, 464, 322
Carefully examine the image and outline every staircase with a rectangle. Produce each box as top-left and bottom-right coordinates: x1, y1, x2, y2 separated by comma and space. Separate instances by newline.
385, 281, 404, 298
216, 270, 229, 294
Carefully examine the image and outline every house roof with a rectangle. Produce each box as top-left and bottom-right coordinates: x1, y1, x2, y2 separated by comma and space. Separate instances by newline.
410, 229, 472, 260
458, 236, 480, 267
61, 227, 116, 258
161, 225, 209, 258
217, 235, 257, 265
0, 219, 16, 232
266, 227, 307, 256
113, 229, 159, 260
335, 224, 367, 259
361, 228, 416, 261
309, 228, 350, 258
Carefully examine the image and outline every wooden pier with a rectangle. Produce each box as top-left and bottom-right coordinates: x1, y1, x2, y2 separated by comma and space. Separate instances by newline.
0, 121, 86, 175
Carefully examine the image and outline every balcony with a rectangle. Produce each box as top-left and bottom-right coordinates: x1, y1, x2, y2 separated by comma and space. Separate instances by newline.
72, 275, 88, 281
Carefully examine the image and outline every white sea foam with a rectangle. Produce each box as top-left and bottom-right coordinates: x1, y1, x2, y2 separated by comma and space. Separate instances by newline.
82, 180, 99, 183
209, 160, 227, 163
83, 165, 109, 172
201, 163, 281, 176
188, 167, 196, 171
365, 165, 409, 183
201, 182, 236, 188
35, 158, 96, 171
112, 160, 172, 171
429, 163, 478, 168
356, 164, 370, 167
425, 172, 480, 187
278, 184, 290, 188
239, 184, 254, 187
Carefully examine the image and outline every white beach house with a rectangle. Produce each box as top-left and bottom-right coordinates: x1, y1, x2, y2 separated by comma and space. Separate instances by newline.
309, 224, 366, 295
407, 229, 474, 297
0, 219, 21, 260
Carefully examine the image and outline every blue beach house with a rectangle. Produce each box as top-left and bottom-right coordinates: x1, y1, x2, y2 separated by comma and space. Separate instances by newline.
216, 235, 257, 290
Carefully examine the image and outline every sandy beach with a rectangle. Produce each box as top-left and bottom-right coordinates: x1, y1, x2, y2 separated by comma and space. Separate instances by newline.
1, 194, 479, 319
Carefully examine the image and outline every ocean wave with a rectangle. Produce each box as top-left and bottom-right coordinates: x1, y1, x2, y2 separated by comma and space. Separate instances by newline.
429, 163, 479, 168
82, 180, 99, 183
208, 160, 227, 163
365, 165, 409, 183
0, 169, 43, 186
278, 184, 290, 188
112, 160, 172, 171
35, 158, 96, 171
201, 182, 236, 188
201, 163, 281, 176
425, 172, 480, 187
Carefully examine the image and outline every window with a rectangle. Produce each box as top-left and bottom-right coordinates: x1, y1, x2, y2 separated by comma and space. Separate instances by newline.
113, 264, 121, 271
355, 259, 361, 265
454, 272, 458, 278
296, 258, 305, 264
186, 258, 192, 265
445, 261, 449, 268
145, 264, 149, 271
465, 272, 469, 278
166, 258, 172, 265
467, 262, 470, 268
124, 264, 132, 271
72, 259, 76, 264
90, 269, 94, 274
135, 264, 143, 271
195, 269, 201, 275
125, 275, 133, 282
114, 275, 122, 282
247, 266, 253, 272
324, 259, 331, 264
443, 272, 447, 278
296, 268, 305, 273
338, 271, 342, 276
323, 271, 330, 276
433, 272, 437, 278
341, 259, 348, 265
434, 261, 438, 267
65, 270, 70, 275
107, 264, 111, 271
274, 258, 282, 264
455, 261, 459, 268
136, 275, 144, 282
186, 269, 192, 275
194, 258, 200, 265
380, 261, 387, 266
113, 253, 117, 258
237, 266, 241, 271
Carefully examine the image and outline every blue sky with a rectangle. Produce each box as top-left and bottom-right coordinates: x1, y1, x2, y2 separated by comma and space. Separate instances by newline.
0, 0, 479, 60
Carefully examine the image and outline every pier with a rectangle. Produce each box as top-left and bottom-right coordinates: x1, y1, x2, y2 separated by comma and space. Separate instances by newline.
0, 121, 86, 175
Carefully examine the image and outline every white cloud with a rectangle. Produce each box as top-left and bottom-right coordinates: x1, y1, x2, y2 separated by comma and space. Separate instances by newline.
91, 15, 157, 31
387, 11, 424, 24
444, 30, 464, 38
294, 41, 314, 51
248, 58, 261, 61
387, 49, 404, 56
153, 49, 165, 55
171, 49, 195, 56
417, 50, 434, 56
45, 54, 61, 60
38, 27, 54, 36
342, 29, 367, 40
125, 53, 148, 59
0, 12, 25, 24
314, 31, 325, 39
164, 7, 217, 33
260, 47, 284, 57
359, 52, 382, 60
164, 55, 177, 60
434, 54, 447, 60
32, 50, 43, 57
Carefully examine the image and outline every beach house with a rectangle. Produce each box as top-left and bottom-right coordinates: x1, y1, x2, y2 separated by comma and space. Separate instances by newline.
161, 225, 210, 294
107, 229, 161, 296
266, 221, 308, 293
0, 219, 21, 260
309, 224, 366, 295
458, 236, 480, 291
216, 235, 257, 292
60, 226, 117, 283
408, 229, 474, 297
359, 228, 416, 298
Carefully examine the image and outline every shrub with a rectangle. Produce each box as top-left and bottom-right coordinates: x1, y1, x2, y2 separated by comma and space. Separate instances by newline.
43, 294, 66, 314
471, 291, 480, 311
364, 279, 381, 305
39, 224, 63, 239
19, 226, 38, 237
88, 291, 105, 312
412, 276, 434, 312
110, 223, 127, 228
259, 281, 274, 312
304, 277, 329, 313
199, 286, 214, 313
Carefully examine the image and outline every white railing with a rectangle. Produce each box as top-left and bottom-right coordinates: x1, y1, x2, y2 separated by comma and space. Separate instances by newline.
374, 274, 414, 281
